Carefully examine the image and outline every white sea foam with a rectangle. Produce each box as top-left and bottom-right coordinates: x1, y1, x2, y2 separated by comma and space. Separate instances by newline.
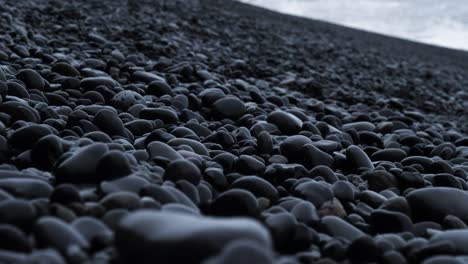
240, 0, 468, 51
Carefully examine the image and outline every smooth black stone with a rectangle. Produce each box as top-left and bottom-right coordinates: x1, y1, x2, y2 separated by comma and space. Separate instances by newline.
51, 62, 80, 77
204, 239, 274, 264
7, 81, 30, 98
146, 141, 183, 163
0, 200, 36, 231
31, 135, 64, 170
396, 172, 425, 190
163, 159, 201, 185
332, 181, 356, 201
100, 174, 149, 195
279, 135, 313, 163
407, 187, 468, 223
9, 124, 53, 152
199, 88, 226, 106
309, 165, 338, 183
342, 121, 376, 132
147, 80, 174, 97
257, 131, 273, 154
379, 196, 412, 217
140, 184, 178, 205
442, 215, 467, 230
34, 217, 89, 254
139, 108, 179, 124
401, 156, 434, 171
265, 212, 297, 251
124, 120, 153, 136
175, 180, 200, 205
346, 145, 374, 170
55, 143, 108, 183
267, 110, 303, 135
0, 224, 32, 252
371, 148, 407, 162
430, 230, 468, 254
16, 69, 45, 90
212, 97, 246, 119
210, 189, 259, 217
93, 109, 125, 137
369, 209, 413, 233
381, 251, 407, 264
96, 150, 133, 180
302, 144, 334, 169
231, 176, 278, 201
115, 211, 271, 264
0, 178, 53, 199
71, 217, 112, 244
50, 184, 82, 205
321, 216, 365, 242
111, 90, 143, 110
422, 256, 466, 264
293, 181, 333, 208
100, 191, 141, 211
363, 170, 398, 192
81, 77, 116, 90
290, 201, 319, 225
101, 208, 129, 231
167, 138, 209, 156
236, 155, 265, 175
0, 81, 7, 100
132, 71, 165, 83
347, 236, 382, 263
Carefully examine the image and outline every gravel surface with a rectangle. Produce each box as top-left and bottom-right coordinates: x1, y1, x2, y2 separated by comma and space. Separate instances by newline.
0, 0, 467, 263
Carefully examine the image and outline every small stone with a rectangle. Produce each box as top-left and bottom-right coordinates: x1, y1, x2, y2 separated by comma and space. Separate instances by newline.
231, 176, 278, 201
51, 62, 80, 77
34, 217, 88, 254
96, 151, 133, 180
50, 184, 82, 205
363, 170, 398, 192
430, 230, 468, 254
371, 149, 407, 162
407, 187, 468, 223
81, 77, 116, 90
267, 110, 303, 135
369, 209, 413, 233
0, 224, 32, 252
115, 211, 271, 264
146, 141, 183, 163
343, 121, 376, 132
347, 236, 382, 263
212, 97, 246, 119
55, 143, 108, 183
139, 108, 179, 124
211, 189, 259, 217
147, 81, 174, 97
100, 191, 141, 211
279, 135, 313, 163
16, 69, 45, 90
293, 181, 333, 208
0, 200, 36, 231
204, 239, 274, 264
93, 109, 125, 137
302, 144, 334, 169
111, 91, 143, 111
346, 145, 374, 171
163, 159, 201, 185
236, 155, 265, 175
321, 216, 365, 242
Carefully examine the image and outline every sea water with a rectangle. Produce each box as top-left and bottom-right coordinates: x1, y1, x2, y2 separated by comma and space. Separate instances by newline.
239, 0, 468, 51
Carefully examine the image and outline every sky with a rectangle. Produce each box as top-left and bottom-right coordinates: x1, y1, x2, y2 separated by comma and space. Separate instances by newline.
239, 0, 468, 51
